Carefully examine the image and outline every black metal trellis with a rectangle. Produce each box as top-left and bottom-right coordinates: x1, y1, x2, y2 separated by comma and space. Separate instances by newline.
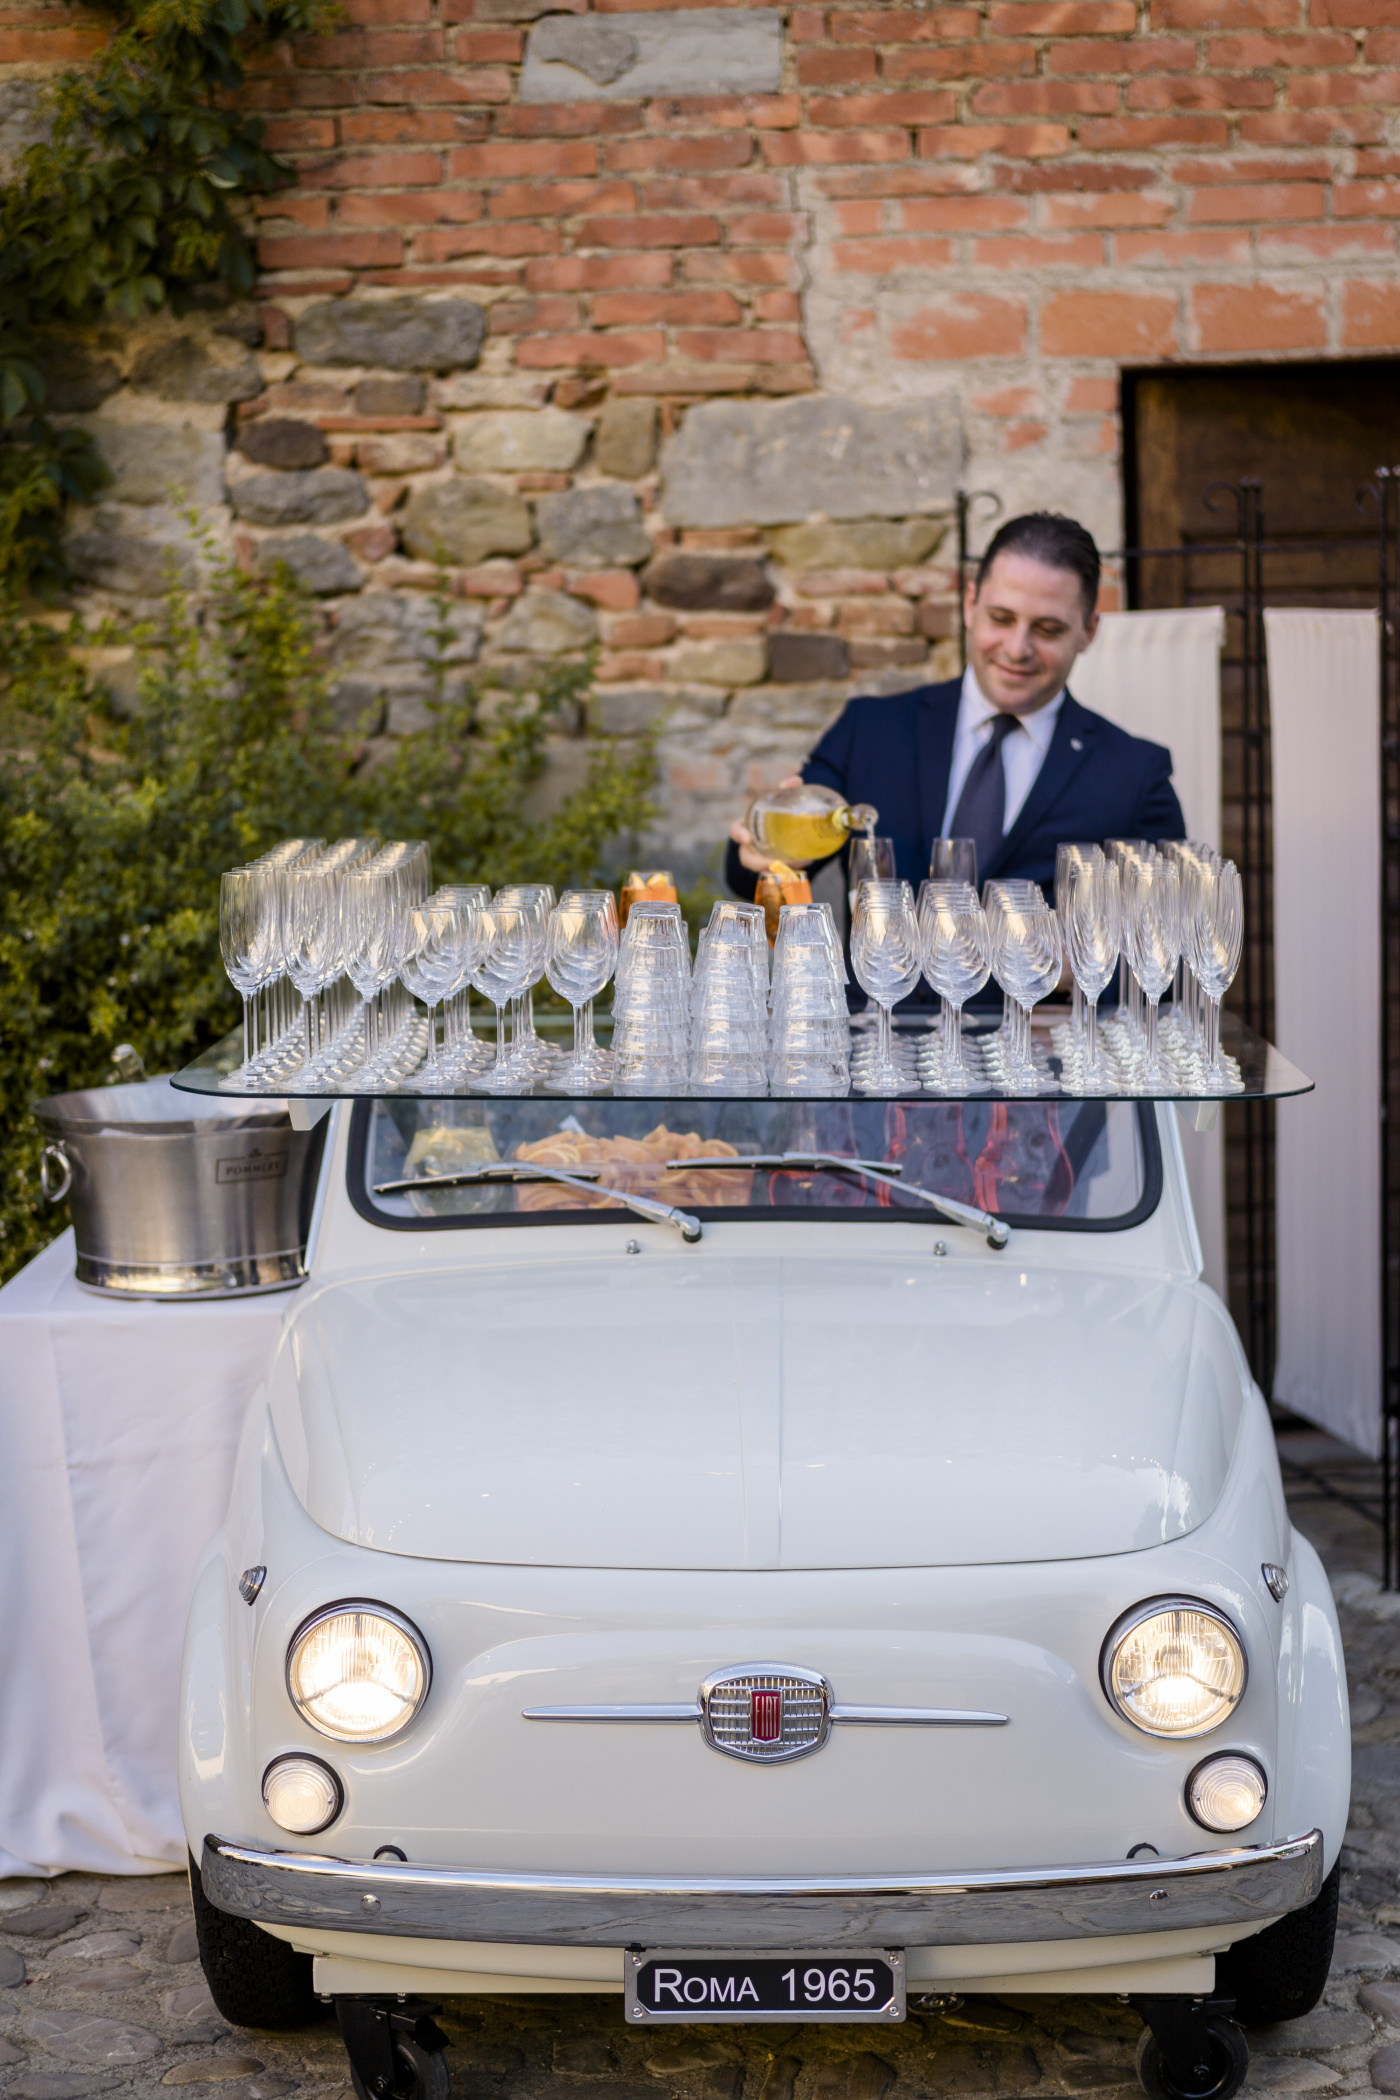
956, 480, 1399, 1584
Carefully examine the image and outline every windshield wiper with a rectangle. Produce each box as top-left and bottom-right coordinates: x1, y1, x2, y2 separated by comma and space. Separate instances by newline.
373, 1162, 702, 1243
663, 1152, 1010, 1249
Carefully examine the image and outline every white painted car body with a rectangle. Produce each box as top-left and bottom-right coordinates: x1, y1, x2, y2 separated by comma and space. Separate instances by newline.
178, 1099, 1350, 2007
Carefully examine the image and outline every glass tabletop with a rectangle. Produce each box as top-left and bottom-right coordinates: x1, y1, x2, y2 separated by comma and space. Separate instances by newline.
171, 1008, 1312, 1105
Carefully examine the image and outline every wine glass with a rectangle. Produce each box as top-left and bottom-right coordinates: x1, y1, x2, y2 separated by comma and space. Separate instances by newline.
471, 902, 537, 1092
400, 903, 471, 1091
847, 834, 896, 920
1122, 855, 1181, 1087
495, 884, 557, 1074
220, 867, 280, 1073
921, 893, 991, 1086
1187, 858, 1244, 1092
282, 862, 340, 1073
341, 866, 404, 1082
546, 893, 619, 1090
1055, 843, 1102, 1037
850, 880, 921, 1094
991, 902, 1062, 1091
1064, 859, 1120, 1093
929, 837, 978, 888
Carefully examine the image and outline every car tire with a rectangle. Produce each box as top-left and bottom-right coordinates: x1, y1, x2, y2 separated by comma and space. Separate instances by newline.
188, 1851, 322, 2030
347, 2035, 451, 2100
1215, 1858, 1341, 2027
1135, 2016, 1249, 2100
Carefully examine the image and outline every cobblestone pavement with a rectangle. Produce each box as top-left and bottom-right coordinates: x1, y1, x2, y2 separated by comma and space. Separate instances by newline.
3, 1445, 1398, 2100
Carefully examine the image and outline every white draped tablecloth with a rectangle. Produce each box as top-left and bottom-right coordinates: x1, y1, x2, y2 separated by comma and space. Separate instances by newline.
0, 1231, 289, 1878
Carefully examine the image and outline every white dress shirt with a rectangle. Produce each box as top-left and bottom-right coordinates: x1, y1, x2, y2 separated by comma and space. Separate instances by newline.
940, 667, 1066, 839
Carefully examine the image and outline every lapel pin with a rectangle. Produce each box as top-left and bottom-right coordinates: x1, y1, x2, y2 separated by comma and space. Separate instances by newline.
1070, 738, 1083, 752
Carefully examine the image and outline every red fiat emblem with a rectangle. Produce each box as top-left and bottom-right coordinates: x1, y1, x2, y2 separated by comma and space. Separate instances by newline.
750, 1688, 783, 1742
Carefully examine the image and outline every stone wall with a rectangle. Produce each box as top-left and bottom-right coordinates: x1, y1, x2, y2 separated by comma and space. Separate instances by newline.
11, 0, 1400, 877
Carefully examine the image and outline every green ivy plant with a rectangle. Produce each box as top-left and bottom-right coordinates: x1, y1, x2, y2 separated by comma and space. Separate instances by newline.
0, 0, 337, 590
0, 551, 658, 1282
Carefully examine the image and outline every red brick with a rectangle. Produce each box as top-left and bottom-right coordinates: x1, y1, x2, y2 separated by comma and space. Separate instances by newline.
526, 253, 672, 289
646, 94, 801, 128
972, 79, 1120, 114
1169, 151, 1333, 179
1241, 108, 1386, 140
1115, 227, 1252, 262
237, 73, 361, 109
755, 290, 802, 320
977, 231, 1107, 265
829, 7, 978, 37
605, 135, 754, 171
1065, 375, 1118, 410
761, 129, 911, 163
1077, 115, 1231, 144
490, 181, 636, 220
918, 123, 1071, 158
1129, 75, 1277, 107
1258, 222, 1395, 257
1207, 29, 1357, 61
415, 224, 559, 259
1190, 281, 1326, 351
1335, 179, 1400, 214
1047, 35, 1195, 70
889, 292, 1027, 359
835, 199, 882, 234
790, 6, 826, 39
676, 328, 808, 361
0, 23, 103, 57
679, 251, 796, 284
263, 116, 337, 151
729, 211, 808, 243
834, 235, 956, 270
450, 27, 523, 59
1188, 181, 1326, 221
996, 158, 1157, 190
338, 193, 470, 227
448, 140, 598, 177
577, 213, 722, 246
1040, 288, 1178, 355
987, 0, 1136, 25
259, 230, 404, 267
496, 103, 645, 137
973, 383, 1040, 413
807, 91, 957, 126
1151, 0, 1299, 19
639, 174, 783, 209
1356, 148, 1400, 169
1291, 68, 1400, 103
318, 150, 442, 187
341, 0, 432, 21
1044, 190, 1174, 225
1313, 0, 1400, 20
338, 112, 462, 143
903, 194, 1029, 229
593, 289, 743, 323
1369, 26, 1400, 51
255, 193, 332, 228
569, 570, 642, 610
798, 48, 877, 82
884, 41, 1038, 80
488, 295, 580, 331
366, 69, 509, 105
300, 26, 443, 65
513, 331, 665, 367
1341, 278, 1400, 345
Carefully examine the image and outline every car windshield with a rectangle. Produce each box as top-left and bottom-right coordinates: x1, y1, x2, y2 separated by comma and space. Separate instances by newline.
352, 1097, 1156, 1233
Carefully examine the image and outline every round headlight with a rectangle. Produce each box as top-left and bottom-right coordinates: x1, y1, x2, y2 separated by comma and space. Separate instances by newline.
1102, 1598, 1246, 1738
262, 1753, 343, 1834
1187, 1753, 1268, 1833
287, 1603, 431, 1743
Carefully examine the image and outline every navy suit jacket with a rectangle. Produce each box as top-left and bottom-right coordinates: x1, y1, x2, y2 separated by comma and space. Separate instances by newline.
724, 676, 1186, 901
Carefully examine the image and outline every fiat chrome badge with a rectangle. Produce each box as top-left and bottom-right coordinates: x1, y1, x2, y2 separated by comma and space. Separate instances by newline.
699, 1664, 832, 1763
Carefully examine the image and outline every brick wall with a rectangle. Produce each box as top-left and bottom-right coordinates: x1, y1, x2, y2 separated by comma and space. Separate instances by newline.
8, 0, 1400, 875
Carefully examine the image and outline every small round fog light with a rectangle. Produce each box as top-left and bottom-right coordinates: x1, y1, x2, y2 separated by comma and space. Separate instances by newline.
262, 1753, 343, 1835
1186, 1753, 1267, 1833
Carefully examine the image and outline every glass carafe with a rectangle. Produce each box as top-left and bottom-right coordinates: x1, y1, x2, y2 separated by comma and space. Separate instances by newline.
746, 783, 879, 868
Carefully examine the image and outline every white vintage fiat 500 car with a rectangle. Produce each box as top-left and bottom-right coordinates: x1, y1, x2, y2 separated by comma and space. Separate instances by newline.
178, 1090, 1348, 2100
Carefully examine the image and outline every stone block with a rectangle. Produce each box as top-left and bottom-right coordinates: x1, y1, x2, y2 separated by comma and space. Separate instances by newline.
95, 1876, 186, 1912
1332, 1933, 1400, 1973
1253, 2012, 1373, 2053
454, 408, 589, 474
594, 399, 657, 480
492, 588, 598, 654
769, 518, 947, 572
0, 1947, 25, 1987
643, 552, 773, 612
768, 632, 850, 683
0, 79, 51, 177
669, 638, 766, 687
332, 590, 481, 677
1363, 1984, 1400, 2023
521, 8, 781, 102
357, 432, 447, 475
237, 419, 328, 471
355, 376, 426, 416
5, 2080, 118, 2100
130, 333, 262, 405
296, 298, 486, 373
86, 422, 225, 509
400, 479, 533, 566
162, 2061, 265, 2085
662, 395, 962, 529
328, 679, 389, 737
163, 1922, 199, 1966
1376, 2044, 1400, 2093
22, 2013, 161, 2067
34, 333, 121, 415
590, 685, 722, 735
66, 529, 196, 596
255, 534, 362, 596
727, 681, 848, 732
536, 485, 651, 569
228, 468, 367, 527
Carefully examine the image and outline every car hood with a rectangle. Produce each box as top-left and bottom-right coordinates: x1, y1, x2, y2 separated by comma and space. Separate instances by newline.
269, 1253, 1247, 1569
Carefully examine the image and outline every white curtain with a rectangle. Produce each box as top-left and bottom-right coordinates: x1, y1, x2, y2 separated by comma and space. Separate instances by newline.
1072, 607, 1228, 1300
1266, 609, 1381, 1456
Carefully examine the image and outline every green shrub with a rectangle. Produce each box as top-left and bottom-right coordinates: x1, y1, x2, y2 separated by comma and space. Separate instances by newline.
0, 552, 656, 1281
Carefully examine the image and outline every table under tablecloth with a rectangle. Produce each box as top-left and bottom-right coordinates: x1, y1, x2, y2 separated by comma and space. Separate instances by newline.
0, 1231, 290, 1878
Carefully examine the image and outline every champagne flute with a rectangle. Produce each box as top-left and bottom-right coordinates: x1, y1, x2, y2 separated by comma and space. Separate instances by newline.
220, 867, 280, 1073
1188, 858, 1244, 1092
850, 880, 921, 1094
1123, 855, 1181, 1087
1065, 859, 1120, 1093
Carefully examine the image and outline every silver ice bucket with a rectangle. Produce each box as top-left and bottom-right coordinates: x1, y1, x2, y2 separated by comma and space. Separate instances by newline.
33, 1078, 324, 1299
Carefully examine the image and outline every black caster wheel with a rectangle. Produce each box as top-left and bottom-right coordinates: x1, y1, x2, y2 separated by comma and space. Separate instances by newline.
348, 2034, 451, 2100
1136, 2017, 1249, 2100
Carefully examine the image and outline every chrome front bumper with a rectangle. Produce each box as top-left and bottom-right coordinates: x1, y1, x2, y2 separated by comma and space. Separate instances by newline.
202, 1829, 1322, 1951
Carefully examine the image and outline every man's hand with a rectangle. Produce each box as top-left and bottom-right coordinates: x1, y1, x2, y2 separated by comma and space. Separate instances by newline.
728, 775, 803, 874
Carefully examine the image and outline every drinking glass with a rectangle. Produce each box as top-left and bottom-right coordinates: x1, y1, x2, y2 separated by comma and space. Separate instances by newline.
401, 903, 472, 1091
847, 834, 896, 919
546, 893, 619, 1090
1105, 839, 1150, 1026
850, 880, 921, 1094
1064, 859, 1120, 1092
991, 903, 1062, 1090
341, 867, 405, 1081
929, 837, 979, 889
220, 867, 281, 1070
921, 894, 991, 1085
282, 862, 340, 1070
1188, 858, 1244, 1091
612, 901, 691, 1093
495, 884, 557, 1075
1055, 843, 1102, 1036
769, 901, 850, 1096
1123, 855, 1181, 1086
471, 902, 537, 1092
691, 907, 768, 1094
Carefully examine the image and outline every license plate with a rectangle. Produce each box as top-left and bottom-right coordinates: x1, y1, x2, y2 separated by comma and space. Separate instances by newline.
625, 1950, 905, 2024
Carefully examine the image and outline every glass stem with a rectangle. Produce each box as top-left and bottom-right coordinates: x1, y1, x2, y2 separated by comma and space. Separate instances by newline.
495, 999, 508, 1068
1145, 993, 1159, 1071
1206, 994, 1221, 1070
302, 996, 314, 1067
573, 1001, 587, 1064
877, 1000, 893, 1070
424, 1003, 438, 1072
1086, 994, 1099, 1073
1071, 978, 1084, 1034
582, 996, 595, 1058
946, 1002, 963, 1074
242, 995, 254, 1067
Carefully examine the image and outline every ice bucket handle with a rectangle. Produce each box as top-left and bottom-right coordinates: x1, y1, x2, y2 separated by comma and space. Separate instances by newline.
39, 1142, 72, 1203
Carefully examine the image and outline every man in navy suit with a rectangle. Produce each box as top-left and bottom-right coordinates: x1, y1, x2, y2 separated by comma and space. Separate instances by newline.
726, 511, 1184, 902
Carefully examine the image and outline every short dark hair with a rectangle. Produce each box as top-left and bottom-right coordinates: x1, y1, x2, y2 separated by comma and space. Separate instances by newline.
974, 511, 1101, 619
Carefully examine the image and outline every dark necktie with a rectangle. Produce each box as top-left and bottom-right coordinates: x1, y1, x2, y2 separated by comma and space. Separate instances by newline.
949, 709, 1022, 878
